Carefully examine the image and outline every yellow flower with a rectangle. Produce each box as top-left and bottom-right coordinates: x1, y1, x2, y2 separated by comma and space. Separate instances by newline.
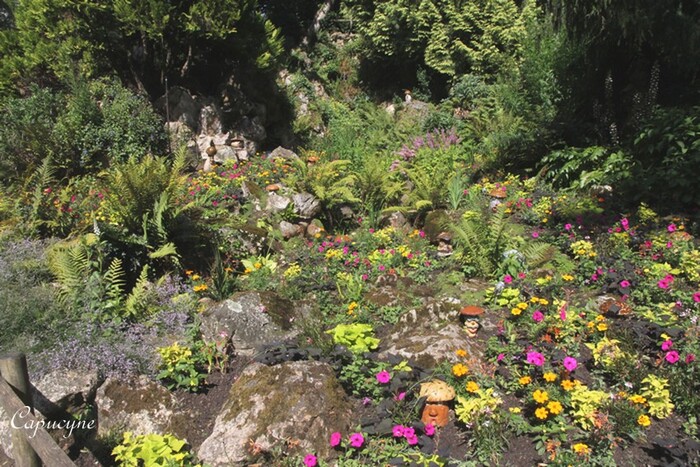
628, 394, 647, 405
519, 376, 532, 385
511, 308, 523, 316
538, 298, 549, 306
185, 270, 194, 276
193, 284, 208, 292
547, 401, 563, 415
254, 262, 262, 269
561, 380, 575, 391
543, 372, 557, 382
466, 381, 480, 393
452, 363, 469, 377
535, 407, 549, 420
573, 443, 590, 455
244, 268, 252, 274
562, 274, 574, 282
595, 314, 605, 322
597, 322, 608, 332
509, 407, 521, 414
530, 297, 540, 303
191, 274, 201, 281
517, 302, 528, 310
533, 389, 549, 404
455, 349, 468, 358
637, 414, 651, 427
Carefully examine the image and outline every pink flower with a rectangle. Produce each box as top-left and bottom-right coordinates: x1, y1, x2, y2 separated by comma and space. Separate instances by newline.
564, 223, 572, 231
406, 435, 419, 445
661, 340, 673, 351
532, 231, 540, 238
526, 351, 545, 366
559, 305, 567, 321
658, 278, 672, 289
376, 370, 391, 384
424, 423, 435, 436
349, 432, 364, 448
392, 425, 405, 437
686, 354, 696, 364
620, 280, 631, 288
361, 274, 368, 281
503, 274, 513, 284
497, 353, 505, 362
665, 351, 680, 364
532, 310, 544, 322
303, 454, 318, 467
620, 218, 629, 231
693, 292, 700, 303
403, 427, 416, 439
419, 230, 426, 238
668, 223, 677, 232
563, 356, 578, 372
394, 391, 406, 401
378, 264, 386, 272
369, 228, 375, 233
330, 432, 342, 447
518, 272, 526, 279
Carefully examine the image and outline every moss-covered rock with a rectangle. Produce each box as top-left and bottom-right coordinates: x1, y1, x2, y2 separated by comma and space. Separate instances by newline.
198, 361, 353, 466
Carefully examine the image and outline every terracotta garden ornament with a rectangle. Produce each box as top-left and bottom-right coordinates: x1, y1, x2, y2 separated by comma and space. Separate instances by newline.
460, 305, 484, 337
419, 380, 456, 427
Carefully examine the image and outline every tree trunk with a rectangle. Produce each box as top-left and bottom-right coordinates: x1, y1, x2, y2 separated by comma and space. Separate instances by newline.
301, 0, 338, 49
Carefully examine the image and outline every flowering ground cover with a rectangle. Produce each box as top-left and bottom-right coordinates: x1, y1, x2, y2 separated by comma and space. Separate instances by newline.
2, 158, 699, 466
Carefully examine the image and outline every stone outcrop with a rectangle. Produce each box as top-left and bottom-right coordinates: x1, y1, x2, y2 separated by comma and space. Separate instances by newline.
198, 361, 353, 466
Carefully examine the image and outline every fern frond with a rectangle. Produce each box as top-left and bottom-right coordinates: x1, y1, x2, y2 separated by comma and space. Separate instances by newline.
124, 265, 151, 319
103, 257, 126, 303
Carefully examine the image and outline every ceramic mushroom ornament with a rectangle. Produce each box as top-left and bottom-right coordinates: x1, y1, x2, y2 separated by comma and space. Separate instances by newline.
419, 380, 456, 427
460, 305, 484, 337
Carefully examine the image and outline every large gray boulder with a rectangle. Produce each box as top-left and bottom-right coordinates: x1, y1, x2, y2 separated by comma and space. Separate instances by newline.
293, 193, 321, 219
95, 376, 190, 439
199, 292, 299, 356
198, 361, 353, 466
32, 369, 103, 417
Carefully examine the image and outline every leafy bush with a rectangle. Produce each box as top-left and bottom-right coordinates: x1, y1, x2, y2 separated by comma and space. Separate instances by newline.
632, 106, 700, 207
0, 79, 166, 182
540, 146, 633, 190
327, 323, 380, 354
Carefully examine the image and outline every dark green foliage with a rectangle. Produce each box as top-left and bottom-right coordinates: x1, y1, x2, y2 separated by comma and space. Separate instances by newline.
0, 79, 166, 182
631, 106, 700, 208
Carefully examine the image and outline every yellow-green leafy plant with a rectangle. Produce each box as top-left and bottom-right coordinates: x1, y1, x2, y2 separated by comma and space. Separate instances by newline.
455, 388, 503, 424
336, 271, 364, 302
640, 375, 674, 419
156, 342, 207, 391
327, 323, 380, 354
568, 384, 608, 430
585, 337, 629, 368
112, 432, 199, 467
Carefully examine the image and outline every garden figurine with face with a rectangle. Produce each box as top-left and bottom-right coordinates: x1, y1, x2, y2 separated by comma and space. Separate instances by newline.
460, 306, 484, 337
419, 380, 456, 427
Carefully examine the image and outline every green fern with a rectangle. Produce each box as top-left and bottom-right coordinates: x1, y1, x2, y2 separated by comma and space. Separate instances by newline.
48, 239, 91, 307
25, 155, 57, 234
124, 265, 151, 319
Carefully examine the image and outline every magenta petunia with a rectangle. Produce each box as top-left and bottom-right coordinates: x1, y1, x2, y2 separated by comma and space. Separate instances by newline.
349, 432, 364, 448
693, 292, 700, 303
330, 432, 342, 447
686, 354, 696, 364
303, 454, 318, 467
526, 351, 545, 366
376, 370, 391, 384
661, 340, 673, 351
665, 351, 680, 364
563, 356, 578, 372
620, 280, 631, 288
503, 274, 513, 284
392, 425, 405, 438
406, 435, 419, 445
565, 223, 573, 231
668, 223, 677, 232
424, 423, 436, 436
620, 218, 629, 231
532, 310, 544, 322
